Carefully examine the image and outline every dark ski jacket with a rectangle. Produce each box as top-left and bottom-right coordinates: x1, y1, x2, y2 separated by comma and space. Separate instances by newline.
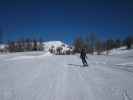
80, 49, 87, 59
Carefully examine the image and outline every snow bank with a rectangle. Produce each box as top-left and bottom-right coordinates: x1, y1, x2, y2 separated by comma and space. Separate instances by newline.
43, 41, 73, 54
109, 47, 128, 55
0, 44, 7, 49
6, 51, 53, 61
102, 46, 133, 55
43, 41, 69, 51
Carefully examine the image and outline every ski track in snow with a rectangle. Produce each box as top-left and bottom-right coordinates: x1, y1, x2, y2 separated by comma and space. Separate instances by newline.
0, 52, 133, 100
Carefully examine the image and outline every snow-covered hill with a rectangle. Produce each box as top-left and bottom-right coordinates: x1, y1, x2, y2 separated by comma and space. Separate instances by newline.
43, 41, 73, 53
0, 44, 7, 49
109, 46, 133, 55
102, 46, 133, 55
43, 41, 68, 51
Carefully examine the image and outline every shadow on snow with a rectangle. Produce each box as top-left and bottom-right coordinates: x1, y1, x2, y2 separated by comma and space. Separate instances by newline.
67, 64, 83, 67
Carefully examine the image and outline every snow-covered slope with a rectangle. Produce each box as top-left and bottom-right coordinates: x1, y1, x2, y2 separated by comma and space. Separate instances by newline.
0, 49, 133, 100
102, 46, 133, 56
109, 47, 133, 55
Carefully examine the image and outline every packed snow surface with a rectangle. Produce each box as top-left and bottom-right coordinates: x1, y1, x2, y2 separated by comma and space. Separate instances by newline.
0, 49, 133, 100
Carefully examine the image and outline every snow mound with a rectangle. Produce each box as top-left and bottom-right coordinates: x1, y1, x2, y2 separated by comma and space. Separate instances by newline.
0, 44, 7, 49
43, 41, 72, 53
7, 52, 53, 61
102, 46, 133, 55
109, 47, 128, 55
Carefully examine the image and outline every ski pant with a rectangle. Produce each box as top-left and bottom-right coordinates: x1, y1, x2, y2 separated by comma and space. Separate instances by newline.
81, 58, 88, 65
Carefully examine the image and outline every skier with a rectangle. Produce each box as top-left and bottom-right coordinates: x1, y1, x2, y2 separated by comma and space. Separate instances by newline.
80, 48, 88, 66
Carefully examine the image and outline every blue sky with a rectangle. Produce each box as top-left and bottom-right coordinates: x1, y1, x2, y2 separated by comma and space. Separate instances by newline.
0, 0, 133, 44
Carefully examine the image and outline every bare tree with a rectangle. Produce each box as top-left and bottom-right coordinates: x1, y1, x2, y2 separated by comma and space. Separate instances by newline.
0, 27, 3, 44
115, 39, 121, 48
96, 39, 102, 55
56, 47, 63, 55
73, 36, 85, 53
105, 39, 114, 55
125, 36, 133, 49
87, 32, 97, 54
38, 38, 44, 51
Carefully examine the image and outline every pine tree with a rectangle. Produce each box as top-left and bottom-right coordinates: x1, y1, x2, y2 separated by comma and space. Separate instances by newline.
106, 39, 114, 55
125, 36, 132, 49
96, 39, 102, 55
88, 32, 97, 54
0, 28, 3, 44
115, 39, 121, 48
